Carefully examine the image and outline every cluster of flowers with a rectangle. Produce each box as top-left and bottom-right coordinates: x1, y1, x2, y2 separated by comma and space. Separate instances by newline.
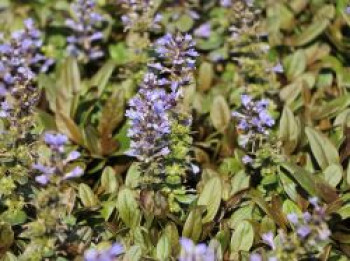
84, 243, 124, 261
0, 19, 53, 120
66, 0, 105, 62
33, 132, 83, 185
232, 94, 274, 164
119, 0, 162, 32
179, 238, 217, 261
194, 23, 211, 39
126, 32, 197, 211
126, 33, 197, 162
83, 238, 217, 261
253, 198, 331, 260
221, 0, 254, 8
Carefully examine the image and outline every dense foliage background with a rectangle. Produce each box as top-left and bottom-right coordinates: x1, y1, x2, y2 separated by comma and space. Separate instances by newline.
0, 0, 350, 260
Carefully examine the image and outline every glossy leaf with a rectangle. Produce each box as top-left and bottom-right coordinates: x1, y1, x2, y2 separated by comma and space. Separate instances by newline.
197, 176, 222, 223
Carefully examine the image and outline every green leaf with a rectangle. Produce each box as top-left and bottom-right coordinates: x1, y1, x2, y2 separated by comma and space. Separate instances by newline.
165, 223, 180, 256
175, 14, 194, 32
100, 201, 115, 221
35, 109, 57, 131
109, 43, 130, 65
279, 172, 298, 201
210, 95, 231, 133
337, 204, 350, 219
282, 200, 302, 217
230, 171, 250, 196
248, 190, 286, 229
98, 88, 125, 155
323, 164, 343, 187
125, 163, 141, 189
196, 32, 223, 51
83, 125, 101, 155
197, 62, 213, 92
347, 163, 350, 186
1, 252, 17, 261
281, 162, 338, 203
90, 59, 116, 96
283, 50, 306, 80
56, 112, 83, 145
0, 222, 14, 254
182, 208, 202, 242
78, 184, 98, 207
305, 127, 339, 169
279, 106, 300, 154
117, 188, 141, 228
292, 5, 334, 46
197, 176, 222, 223
229, 205, 253, 229
56, 57, 81, 117
310, 95, 350, 120
156, 234, 170, 261
230, 220, 254, 252
101, 166, 118, 194
124, 245, 142, 261
1, 210, 27, 226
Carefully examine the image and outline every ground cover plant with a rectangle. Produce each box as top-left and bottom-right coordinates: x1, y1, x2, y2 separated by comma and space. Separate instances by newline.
0, 0, 350, 260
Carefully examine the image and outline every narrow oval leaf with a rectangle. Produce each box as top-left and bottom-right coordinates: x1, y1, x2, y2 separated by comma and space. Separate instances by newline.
323, 164, 343, 188
305, 127, 339, 169
197, 62, 213, 92
90, 59, 116, 96
156, 234, 170, 261
56, 57, 81, 117
210, 95, 231, 132
281, 162, 338, 203
182, 208, 202, 241
230, 220, 254, 252
117, 188, 141, 229
279, 106, 300, 154
79, 184, 98, 207
101, 166, 118, 194
197, 176, 222, 223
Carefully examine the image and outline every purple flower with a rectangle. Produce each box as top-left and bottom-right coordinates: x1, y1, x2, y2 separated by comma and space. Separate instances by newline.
35, 175, 50, 185
287, 213, 299, 224
241, 94, 252, 106
179, 238, 215, 261
194, 23, 211, 38
84, 243, 123, 261
250, 254, 262, 261
66, 0, 105, 61
262, 232, 275, 250
309, 197, 319, 208
220, 0, 232, 7
126, 87, 172, 162
44, 133, 68, 152
32, 163, 55, 175
242, 155, 253, 164
271, 62, 284, 73
346, 6, 350, 14
65, 151, 81, 163
120, 0, 161, 31
63, 166, 84, 180
297, 225, 311, 238
318, 227, 331, 240
232, 95, 275, 147
126, 33, 197, 162
191, 164, 200, 174
0, 101, 11, 118
0, 19, 53, 120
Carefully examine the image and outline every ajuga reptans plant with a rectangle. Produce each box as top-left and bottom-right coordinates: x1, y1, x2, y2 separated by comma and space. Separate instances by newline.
126, 32, 198, 213
66, 0, 105, 62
